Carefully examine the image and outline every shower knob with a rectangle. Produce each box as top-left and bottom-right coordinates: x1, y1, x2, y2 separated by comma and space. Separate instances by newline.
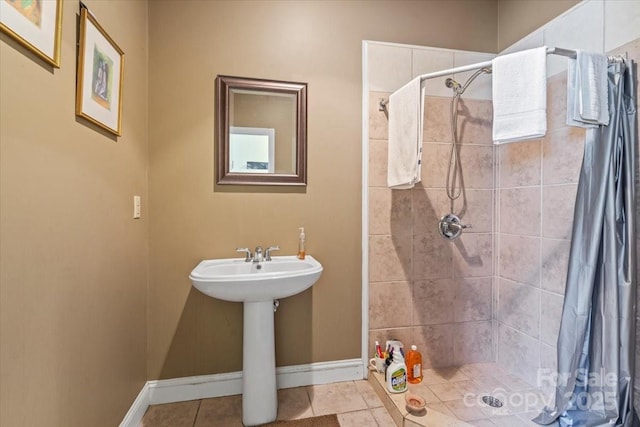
438, 213, 471, 240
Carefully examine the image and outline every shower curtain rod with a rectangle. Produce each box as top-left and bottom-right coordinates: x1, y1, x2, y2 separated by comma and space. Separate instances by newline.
416, 47, 577, 82
378, 47, 625, 112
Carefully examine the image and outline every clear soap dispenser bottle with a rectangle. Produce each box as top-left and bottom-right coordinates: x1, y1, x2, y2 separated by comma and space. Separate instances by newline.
297, 227, 306, 260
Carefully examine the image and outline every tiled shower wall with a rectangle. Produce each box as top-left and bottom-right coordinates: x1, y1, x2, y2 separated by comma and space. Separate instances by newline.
494, 72, 586, 389
495, 0, 640, 408
367, 44, 496, 369
366, 0, 639, 410
497, 37, 640, 401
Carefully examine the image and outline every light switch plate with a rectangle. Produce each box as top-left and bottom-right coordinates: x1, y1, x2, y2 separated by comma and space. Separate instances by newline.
133, 196, 141, 219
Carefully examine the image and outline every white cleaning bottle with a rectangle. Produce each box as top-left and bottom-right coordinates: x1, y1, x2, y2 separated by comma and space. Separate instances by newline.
297, 227, 306, 260
385, 346, 407, 393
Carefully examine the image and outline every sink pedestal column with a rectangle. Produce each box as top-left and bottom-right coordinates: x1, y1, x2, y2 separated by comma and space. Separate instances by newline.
242, 300, 277, 426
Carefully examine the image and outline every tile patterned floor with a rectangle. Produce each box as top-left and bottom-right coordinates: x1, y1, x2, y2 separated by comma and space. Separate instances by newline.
140, 363, 549, 427
140, 379, 396, 427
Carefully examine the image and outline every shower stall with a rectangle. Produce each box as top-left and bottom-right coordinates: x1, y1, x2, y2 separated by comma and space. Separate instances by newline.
365, 42, 499, 374
362, 29, 640, 424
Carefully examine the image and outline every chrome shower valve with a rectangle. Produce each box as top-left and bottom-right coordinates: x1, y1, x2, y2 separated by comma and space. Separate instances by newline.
438, 213, 471, 240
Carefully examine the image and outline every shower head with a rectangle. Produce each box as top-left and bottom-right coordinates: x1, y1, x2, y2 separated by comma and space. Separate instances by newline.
445, 67, 492, 96
445, 78, 460, 90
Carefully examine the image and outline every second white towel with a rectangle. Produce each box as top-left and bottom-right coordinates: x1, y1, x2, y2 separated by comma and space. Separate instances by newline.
492, 47, 548, 144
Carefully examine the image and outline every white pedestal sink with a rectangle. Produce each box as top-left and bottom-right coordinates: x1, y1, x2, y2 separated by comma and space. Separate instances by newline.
189, 255, 323, 426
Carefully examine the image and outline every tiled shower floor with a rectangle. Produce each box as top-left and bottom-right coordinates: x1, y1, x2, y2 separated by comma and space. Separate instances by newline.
140, 363, 548, 427
369, 363, 549, 427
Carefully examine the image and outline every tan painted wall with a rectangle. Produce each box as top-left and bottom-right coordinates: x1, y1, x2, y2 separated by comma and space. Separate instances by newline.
0, 0, 591, 422
0, 0, 148, 425
497, 0, 581, 51
147, 0, 499, 379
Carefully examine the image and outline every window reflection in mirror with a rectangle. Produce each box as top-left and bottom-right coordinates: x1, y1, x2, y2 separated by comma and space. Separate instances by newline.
216, 75, 307, 186
229, 127, 275, 173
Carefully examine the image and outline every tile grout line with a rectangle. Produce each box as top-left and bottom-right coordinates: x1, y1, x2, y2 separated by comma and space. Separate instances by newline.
191, 399, 202, 427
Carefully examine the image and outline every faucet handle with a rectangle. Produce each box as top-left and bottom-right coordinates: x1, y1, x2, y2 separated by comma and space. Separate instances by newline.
236, 247, 252, 262
438, 213, 471, 240
253, 246, 263, 263
265, 246, 280, 261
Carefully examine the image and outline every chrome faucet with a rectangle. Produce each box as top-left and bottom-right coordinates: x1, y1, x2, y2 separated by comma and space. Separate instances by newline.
264, 246, 280, 261
236, 247, 252, 262
253, 246, 263, 263
236, 245, 279, 262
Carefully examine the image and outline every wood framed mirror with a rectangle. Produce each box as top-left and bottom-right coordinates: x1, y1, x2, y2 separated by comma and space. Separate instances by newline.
216, 75, 307, 186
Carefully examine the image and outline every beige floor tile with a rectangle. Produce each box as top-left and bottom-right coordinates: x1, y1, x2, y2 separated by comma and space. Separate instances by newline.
467, 420, 497, 427
369, 373, 406, 426
422, 367, 470, 385
470, 376, 510, 394
354, 380, 384, 408
371, 406, 397, 426
478, 404, 510, 419
405, 407, 474, 427
382, 393, 406, 427
387, 390, 410, 417
442, 399, 488, 422
489, 414, 538, 427
276, 387, 314, 421
337, 410, 379, 427
517, 411, 542, 425
495, 374, 536, 392
307, 381, 368, 416
509, 389, 548, 414
141, 364, 551, 427
425, 401, 456, 418
428, 380, 476, 401
141, 400, 200, 427
407, 382, 440, 403
194, 395, 243, 427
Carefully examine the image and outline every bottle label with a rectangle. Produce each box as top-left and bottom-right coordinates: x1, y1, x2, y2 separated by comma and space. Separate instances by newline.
390, 368, 407, 391
413, 363, 421, 379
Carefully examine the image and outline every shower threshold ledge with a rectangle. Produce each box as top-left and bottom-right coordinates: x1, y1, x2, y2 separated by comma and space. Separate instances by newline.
368, 371, 473, 427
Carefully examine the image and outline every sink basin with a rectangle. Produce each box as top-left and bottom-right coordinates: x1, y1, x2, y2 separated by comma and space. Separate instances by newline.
189, 255, 322, 302
189, 254, 323, 426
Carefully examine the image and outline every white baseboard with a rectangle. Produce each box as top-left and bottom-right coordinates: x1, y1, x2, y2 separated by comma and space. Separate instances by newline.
119, 382, 150, 427
275, 358, 364, 390
119, 358, 364, 427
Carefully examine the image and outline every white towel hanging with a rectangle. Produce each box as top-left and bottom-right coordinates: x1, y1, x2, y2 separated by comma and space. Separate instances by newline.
387, 77, 424, 189
492, 46, 548, 144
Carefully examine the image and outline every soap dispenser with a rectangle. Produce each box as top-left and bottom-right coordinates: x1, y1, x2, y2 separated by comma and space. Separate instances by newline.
297, 227, 306, 260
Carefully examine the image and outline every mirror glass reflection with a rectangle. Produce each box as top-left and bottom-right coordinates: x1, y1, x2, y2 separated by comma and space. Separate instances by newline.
229, 90, 296, 174
216, 76, 307, 186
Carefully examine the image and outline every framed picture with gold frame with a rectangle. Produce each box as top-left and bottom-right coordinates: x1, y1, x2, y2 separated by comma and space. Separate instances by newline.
0, 0, 63, 67
76, 7, 124, 136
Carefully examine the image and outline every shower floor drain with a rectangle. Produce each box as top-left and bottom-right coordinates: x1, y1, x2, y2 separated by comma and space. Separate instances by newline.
482, 395, 503, 408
